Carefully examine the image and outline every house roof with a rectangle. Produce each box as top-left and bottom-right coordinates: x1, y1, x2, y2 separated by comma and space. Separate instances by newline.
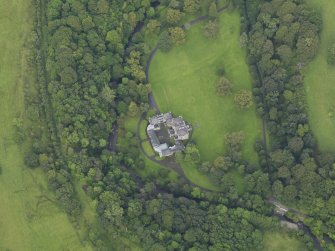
175, 126, 189, 137
147, 127, 160, 147
149, 112, 173, 125
147, 113, 191, 157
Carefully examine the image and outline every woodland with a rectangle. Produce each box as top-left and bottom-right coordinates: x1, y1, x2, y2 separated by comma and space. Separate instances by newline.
2, 0, 335, 250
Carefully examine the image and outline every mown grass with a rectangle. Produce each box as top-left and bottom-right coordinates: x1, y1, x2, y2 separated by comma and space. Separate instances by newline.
150, 11, 261, 163
304, 0, 335, 152
139, 119, 148, 140
0, 1, 92, 250
149, 11, 261, 189
262, 232, 306, 251
124, 116, 138, 134
142, 141, 155, 156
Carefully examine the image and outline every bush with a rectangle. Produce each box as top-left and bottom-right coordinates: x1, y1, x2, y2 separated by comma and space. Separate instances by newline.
234, 90, 253, 108
216, 76, 232, 96
203, 20, 219, 39
216, 66, 225, 76
24, 152, 40, 168
169, 27, 187, 46
158, 31, 172, 52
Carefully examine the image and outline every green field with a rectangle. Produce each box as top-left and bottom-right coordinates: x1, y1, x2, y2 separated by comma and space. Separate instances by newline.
263, 232, 306, 251
0, 1, 91, 250
150, 11, 261, 163
304, 0, 335, 152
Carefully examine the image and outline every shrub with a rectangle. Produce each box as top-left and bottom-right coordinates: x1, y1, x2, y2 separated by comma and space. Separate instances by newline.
169, 27, 186, 46
234, 90, 253, 108
203, 20, 219, 39
216, 76, 232, 96
24, 152, 40, 168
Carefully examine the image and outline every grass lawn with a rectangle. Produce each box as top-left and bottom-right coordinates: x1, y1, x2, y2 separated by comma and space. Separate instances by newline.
149, 10, 262, 187
121, 116, 178, 182
142, 141, 156, 156
181, 161, 223, 191
304, 0, 335, 152
139, 119, 148, 140
263, 232, 307, 251
0, 1, 92, 250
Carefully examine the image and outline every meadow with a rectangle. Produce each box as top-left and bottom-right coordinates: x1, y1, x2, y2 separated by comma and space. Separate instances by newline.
149, 10, 262, 188
304, 0, 335, 152
0, 1, 91, 250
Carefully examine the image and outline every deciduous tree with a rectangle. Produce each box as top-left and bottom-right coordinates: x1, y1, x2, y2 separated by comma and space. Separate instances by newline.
169, 27, 187, 46
234, 90, 253, 108
216, 76, 232, 96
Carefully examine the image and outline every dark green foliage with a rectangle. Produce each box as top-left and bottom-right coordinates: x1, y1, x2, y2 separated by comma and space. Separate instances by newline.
24, 152, 40, 168
208, 2, 218, 19
244, 0, 335, 244
157, 31, 172, 52
26, 0, 332, 249
234, 90, 253, 108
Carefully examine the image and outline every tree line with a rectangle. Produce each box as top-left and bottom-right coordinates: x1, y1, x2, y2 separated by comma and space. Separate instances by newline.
233, 0, 335, 247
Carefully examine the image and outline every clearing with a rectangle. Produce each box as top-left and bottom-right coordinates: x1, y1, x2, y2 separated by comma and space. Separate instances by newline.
149, 11, 261, 163
0, 1, 91, 250
149, 10, 262, 188
304, 0, 335, 152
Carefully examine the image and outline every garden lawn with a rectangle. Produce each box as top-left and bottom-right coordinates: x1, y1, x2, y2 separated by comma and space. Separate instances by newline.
0, 1, 91, 250
120, 116, 178, 182
142, 141, 155, 156
304, 0, 335, 152
262, 232, 306, 251
150, 11, 262, 163
140, 119, 148, 139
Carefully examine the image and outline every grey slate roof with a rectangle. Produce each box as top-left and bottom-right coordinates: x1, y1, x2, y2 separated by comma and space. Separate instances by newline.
147, 112, 192, 157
